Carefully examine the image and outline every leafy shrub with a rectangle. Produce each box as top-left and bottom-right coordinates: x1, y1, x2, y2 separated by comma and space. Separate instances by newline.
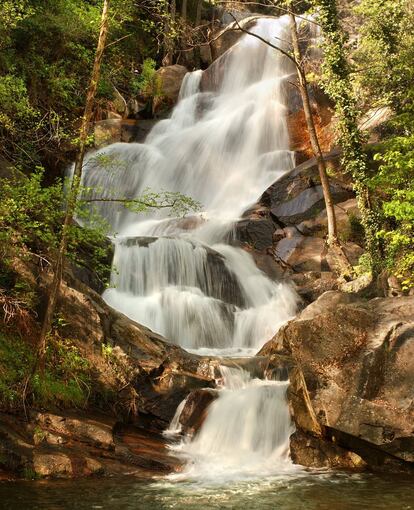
0, 167, 111, 285
132, 58, 162, 99
0, 331, 91, 411
370, 130, 414, 289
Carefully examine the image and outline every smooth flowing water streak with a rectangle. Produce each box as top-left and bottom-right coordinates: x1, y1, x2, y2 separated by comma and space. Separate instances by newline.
168, 366, 298, 483
80, 16, 299, 356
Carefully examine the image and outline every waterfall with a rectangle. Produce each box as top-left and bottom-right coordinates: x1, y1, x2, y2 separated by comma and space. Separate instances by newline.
81, 15, 300, 481
169, 366, 297, 482
80, 16, 299, 356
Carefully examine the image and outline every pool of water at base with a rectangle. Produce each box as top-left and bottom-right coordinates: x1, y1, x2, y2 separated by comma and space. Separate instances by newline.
1, 471, 413, 510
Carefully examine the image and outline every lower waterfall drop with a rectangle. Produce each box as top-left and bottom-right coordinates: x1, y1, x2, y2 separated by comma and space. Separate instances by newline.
169, 367, 298, 482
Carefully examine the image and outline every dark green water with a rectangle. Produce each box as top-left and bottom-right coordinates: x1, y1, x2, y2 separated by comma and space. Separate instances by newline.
1, 472, 413, 510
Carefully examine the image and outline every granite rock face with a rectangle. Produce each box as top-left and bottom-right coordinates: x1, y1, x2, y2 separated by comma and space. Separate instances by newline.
260, 292, 414, 471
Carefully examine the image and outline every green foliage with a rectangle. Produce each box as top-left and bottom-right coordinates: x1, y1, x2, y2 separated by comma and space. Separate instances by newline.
121, 189, 202, 217
353, 0, 414, 113
0, 168, 111, 285
0, 0, 165, 168
354, 253, 372, 277
369, 132, 414, 288
0, 1, 33, 50
351, 0, 414, 288
0, 168, 62, 257
132, 58, 163, 99
0, 331, 91, 411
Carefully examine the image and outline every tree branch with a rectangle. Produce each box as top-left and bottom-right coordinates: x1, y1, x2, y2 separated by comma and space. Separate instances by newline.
82, 197, 178, 209
105, 33, 132, 49
213, 1, 321, 27
228, 13, 300, 71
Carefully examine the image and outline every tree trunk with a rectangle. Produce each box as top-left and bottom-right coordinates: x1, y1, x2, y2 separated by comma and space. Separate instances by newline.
288, 11, 338, 246
181, 0, 188, 21
38, 0, 111, 368
163, 0, 176, 65
288, 10, 352, 277
193, 0, 203, 67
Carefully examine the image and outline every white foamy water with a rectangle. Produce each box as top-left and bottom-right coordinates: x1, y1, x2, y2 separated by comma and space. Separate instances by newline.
81, 15, 300, 482
168, 366, 298, 482
80, 16, 299, 357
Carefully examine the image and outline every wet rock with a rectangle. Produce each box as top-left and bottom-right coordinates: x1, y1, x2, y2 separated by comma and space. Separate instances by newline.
33, 453, 73, 478
290, 271, 339, 303
260, 149, 349, 216
276, 236, 327, 272
33, 413, 115, 450
270, 181, 351, 226
35, 265, 218, 428
122, 119, 157, 143
261, 291, 414, 471
290, 430, 366, 469
297, 198, 360, 237
249, 250, 285, 281
119, 236, 245, 308
0, 409, 185, 479
286, 81, 335, 155
235, 217, 275, 250
179, 389, 219, 435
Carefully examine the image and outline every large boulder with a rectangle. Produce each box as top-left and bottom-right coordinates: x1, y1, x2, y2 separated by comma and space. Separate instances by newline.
260, 292, 414, 471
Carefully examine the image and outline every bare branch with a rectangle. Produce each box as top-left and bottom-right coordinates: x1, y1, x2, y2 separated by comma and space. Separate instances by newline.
82, 197, 178, 209
228, 13, 301, 71
213, 1, 321, 27
105, 33, 132, 49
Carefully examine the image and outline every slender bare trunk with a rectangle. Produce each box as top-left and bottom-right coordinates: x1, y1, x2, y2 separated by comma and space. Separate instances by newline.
38, 0, 111, 368
193, 0, 203, 67
163, 0, 176, 65
288, 11, 338, 245
181, 0, 188, 21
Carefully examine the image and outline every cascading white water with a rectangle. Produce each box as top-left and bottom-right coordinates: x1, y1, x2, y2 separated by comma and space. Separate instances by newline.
81, 16, 299, 356
169, 366, 297, 482
81, 15, 300, 481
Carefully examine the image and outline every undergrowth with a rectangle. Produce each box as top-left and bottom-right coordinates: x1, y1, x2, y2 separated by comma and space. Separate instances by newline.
0, 329, 92, 412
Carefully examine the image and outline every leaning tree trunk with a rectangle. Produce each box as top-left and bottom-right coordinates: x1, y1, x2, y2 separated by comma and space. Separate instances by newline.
38, 0, 111, 368
288, 10, 352, 276
288, 12, 338, 245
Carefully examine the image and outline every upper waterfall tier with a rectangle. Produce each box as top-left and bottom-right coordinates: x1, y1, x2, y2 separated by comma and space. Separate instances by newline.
80, 17, 295, 234
79, 16, 299, 355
